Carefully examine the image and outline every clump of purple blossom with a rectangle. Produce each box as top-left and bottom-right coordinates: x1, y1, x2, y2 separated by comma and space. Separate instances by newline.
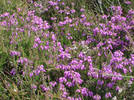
0, 0, 134, 99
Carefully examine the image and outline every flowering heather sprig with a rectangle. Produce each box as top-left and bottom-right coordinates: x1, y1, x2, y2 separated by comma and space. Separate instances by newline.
40, 84, 49, 92
93, 94, 101, 100
9, 13, 18, 26
80, 87, 89, 96
31, 84, 37, 90
59, 77, 67, 83
17, 57, 29, 65
30, 16, 50, 31
49, 81, 57, 87
33, 65, 46, 75
10, 68, 16, 75
33, 37, 42, 48
16, 57, 33, 77
0, 12, 9, 18
125, 1, 132, 5
63, 71, 83, 86
48, 1, 58, 6
1, 1, 134, 99
105, 92, 112, 99
32, 16, 43, 25
10, 51, 21, 57
0, 20, 7, 26
111, 6, 123, 15
58, 51, 71, 59
97, 80, 104, 86
129, 54, 134, 65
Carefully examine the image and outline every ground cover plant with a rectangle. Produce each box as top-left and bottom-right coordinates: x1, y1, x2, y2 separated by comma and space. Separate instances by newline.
0, 0, 134, 100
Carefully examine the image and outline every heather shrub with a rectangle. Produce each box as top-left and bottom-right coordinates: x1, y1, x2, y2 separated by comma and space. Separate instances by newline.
0, 0, 134, 100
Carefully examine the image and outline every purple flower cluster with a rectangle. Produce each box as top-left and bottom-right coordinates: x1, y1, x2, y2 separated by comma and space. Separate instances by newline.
10, 50, 21, 57
1, 0, 134, 99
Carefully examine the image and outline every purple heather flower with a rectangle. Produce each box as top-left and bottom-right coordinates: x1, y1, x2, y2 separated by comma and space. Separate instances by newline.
91, 72, 99, 79
38, 65, 46, 72
59, 77, 67, 83
62, 2, 65, 5
58, 10, 64, 13
114, 50, 124, 57
105, 92, 112, 98
80, 8, 85, 12
17, 57, 28, 65
62, 91, 68, 98
48, 1, 57, 6
75, 97, 82, 100
52, 34, 56, 41
33, 43, 38, 48
33, 65, 46, 75
66, 82, 72, 87
33, 70, 40, 75
31, 84, 37, 90
67, 97, 75, 100
29, 72, 33, 77
41, 21, 50, 30
0, 21, 7, 26
97, 80, 104, 86
128, 9, 134, 15
93, 94, 101, 100
58, 21, 66, 26
17, 8, 21, 12
35, 37, 42, 44
107, 82, 115, 88
116, 86, 120, 91
59, 51, 71, 59
81, 87, 88, 96
70, 9, 76, 13
88, 91, 94, 97
40, 84, 49, 92
76, 89, 81, 93
10, 51, 21, 56
125, 1, 131, 5
111, 6, 122, 15
59, 84, 65, 91
10, 68, 16, 75
40, 45, 44, 50
49, 81, 57, 87
101, 14, 108, 19
0, 12, 9, 17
